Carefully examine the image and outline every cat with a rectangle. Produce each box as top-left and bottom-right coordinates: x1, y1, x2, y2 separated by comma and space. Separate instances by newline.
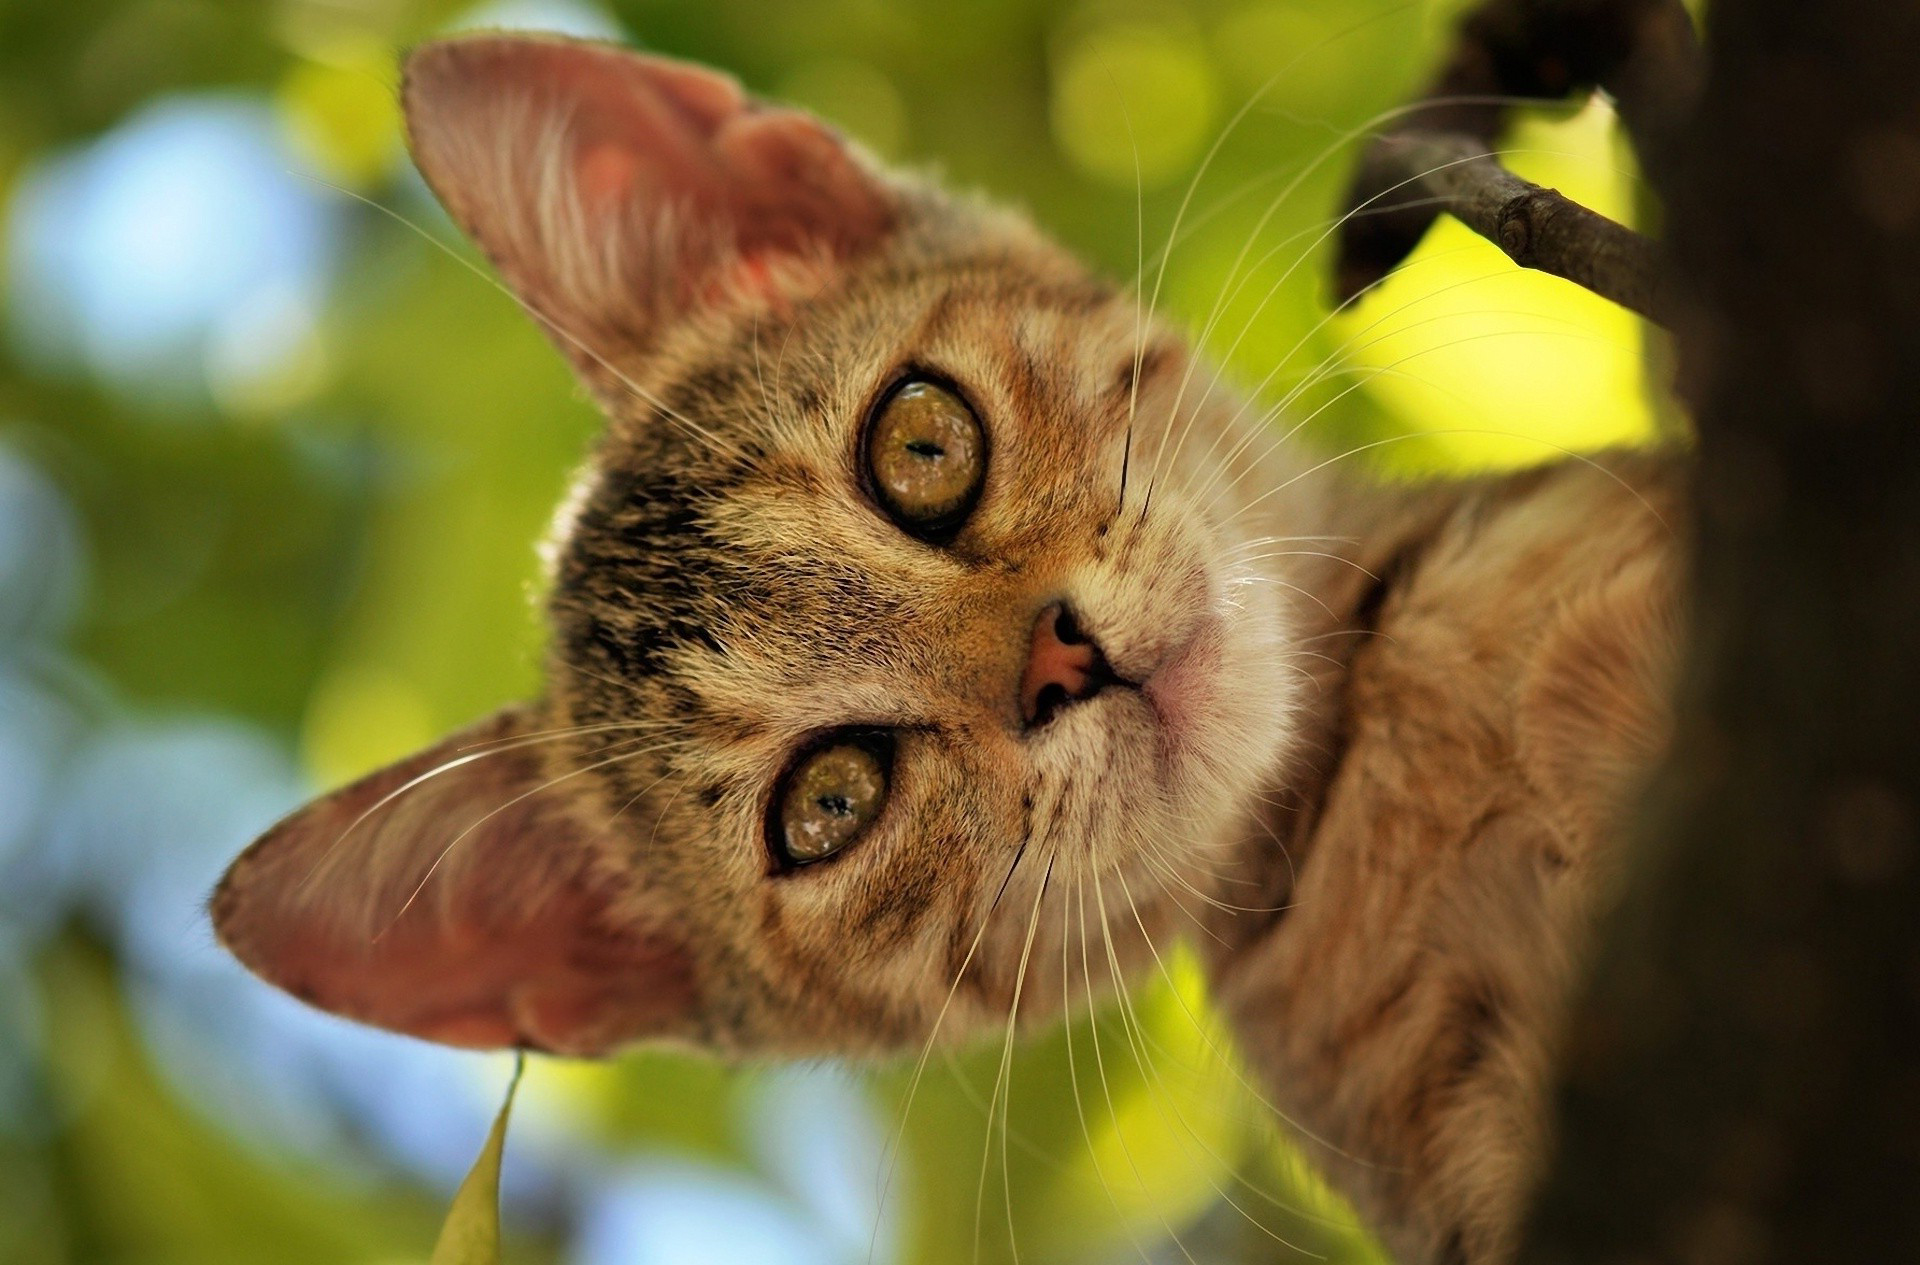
210, 31, 1683, 1265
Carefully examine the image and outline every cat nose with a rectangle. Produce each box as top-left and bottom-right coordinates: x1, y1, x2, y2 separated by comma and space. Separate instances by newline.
1020, 602, 1115, 730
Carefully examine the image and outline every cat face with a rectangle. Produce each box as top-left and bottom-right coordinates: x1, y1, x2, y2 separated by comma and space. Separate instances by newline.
212, 33, 1311, 1060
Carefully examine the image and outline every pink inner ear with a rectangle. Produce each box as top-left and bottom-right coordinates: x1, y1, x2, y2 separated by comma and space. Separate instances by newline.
211, 707, 694, 1056
402, 34, 896, 343
577, 143, 643, 210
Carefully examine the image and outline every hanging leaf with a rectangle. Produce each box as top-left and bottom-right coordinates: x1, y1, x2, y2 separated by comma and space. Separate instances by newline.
430, 1054, 525, 1265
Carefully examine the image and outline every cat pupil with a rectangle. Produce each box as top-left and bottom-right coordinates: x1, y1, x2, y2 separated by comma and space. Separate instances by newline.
770, 736, 893, 868
863, 378, 985, 540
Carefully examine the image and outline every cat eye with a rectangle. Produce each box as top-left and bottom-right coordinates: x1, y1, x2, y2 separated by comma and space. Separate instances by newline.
770, 733, 893, 867
865, 378, 985, 540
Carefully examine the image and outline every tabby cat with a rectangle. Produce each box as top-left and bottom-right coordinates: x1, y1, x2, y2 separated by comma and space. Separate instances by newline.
211, 32, 1682, 1265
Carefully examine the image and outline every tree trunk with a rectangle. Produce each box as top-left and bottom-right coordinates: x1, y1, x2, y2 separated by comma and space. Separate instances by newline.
1525, 1, 1920, 1261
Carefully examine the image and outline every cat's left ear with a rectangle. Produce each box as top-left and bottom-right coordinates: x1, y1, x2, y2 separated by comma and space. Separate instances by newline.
401, 32, 897, 386
211, 705, 695, 1056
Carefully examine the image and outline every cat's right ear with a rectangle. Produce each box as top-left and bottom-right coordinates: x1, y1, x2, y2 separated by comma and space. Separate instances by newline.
401, 33, 898, 385
210, 705, 697, 1057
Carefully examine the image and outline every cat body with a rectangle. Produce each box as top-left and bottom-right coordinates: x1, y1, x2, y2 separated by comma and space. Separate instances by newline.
211, 32, 1682, 1264
1210, 455, 1680, 1263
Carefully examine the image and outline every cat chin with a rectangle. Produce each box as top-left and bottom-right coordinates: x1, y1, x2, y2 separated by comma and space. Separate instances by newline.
1146, 611, 1301, 882
1129, 623, 1293, 844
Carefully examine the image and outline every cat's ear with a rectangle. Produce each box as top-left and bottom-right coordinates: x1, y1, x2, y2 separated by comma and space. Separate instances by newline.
401, 33, 897, 381
211, 705, 693, 1056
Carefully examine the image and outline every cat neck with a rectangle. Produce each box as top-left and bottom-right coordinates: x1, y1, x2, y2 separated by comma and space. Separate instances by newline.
1203, 462, 1471, 958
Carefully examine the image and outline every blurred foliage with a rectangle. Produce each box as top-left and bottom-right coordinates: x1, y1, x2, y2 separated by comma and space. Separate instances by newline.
0, 0, 1660, 1262
431, 1055, 524, 1265
1, 932, 532, 1265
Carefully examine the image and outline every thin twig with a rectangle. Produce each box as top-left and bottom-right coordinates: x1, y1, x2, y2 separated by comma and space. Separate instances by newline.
1332, 0, 1700, 322
1347, 131, 1668, 323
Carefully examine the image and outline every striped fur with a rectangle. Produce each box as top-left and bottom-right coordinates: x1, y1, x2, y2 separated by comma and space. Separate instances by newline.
213, 33, 1683, 1264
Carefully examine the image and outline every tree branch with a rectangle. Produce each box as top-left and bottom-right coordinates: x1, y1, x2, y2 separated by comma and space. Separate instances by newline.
1333, 0, 1699, 320
1344, 131, 1668, 323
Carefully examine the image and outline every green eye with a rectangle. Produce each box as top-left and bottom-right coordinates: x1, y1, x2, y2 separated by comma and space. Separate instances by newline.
772, 735, 892, 867
865, 378, 985, 539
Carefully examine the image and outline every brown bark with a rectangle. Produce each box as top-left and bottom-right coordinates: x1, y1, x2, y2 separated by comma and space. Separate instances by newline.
1346, 130, 1669, 322
1334, 0, 1697, 319
1523, 0, 1920, 1260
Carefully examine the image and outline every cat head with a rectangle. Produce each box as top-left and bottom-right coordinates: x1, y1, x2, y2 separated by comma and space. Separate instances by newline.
212, 32, 1319, 1059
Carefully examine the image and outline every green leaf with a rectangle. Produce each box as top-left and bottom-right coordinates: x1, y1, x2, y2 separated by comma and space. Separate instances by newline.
430, 1053, 525, 1265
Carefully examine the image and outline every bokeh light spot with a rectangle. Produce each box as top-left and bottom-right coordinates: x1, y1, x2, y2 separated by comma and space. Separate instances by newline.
1338, 98, 1657, 469
276, 40, 403, 190
1212, 2, 1418, 118
447, 0, 627, 40
576, 1164, 844, 1265
203, 280, 331, 419
1051, 22, 1220, 189
300, 663, 438, 790
5, 95, 338, 407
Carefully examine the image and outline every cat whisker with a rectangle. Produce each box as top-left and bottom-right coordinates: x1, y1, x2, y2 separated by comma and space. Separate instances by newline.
1136, 89, 1532, 508
1056, 879, 1159, 1265
750, 310, 779, 441
605, 761, 691, 844
772, 273, 837, 406
450, 717, 684, 751
1227, 549, 1382, 582
1202, 326, 1617, 542
1102, 864, 1335, 1249
1074, 882, 1204, 1265
1125, 853, 1388, 1182
1225, 570, 1340, 620
1132, 837, 1290, 919
1179, 245, 1495, 511
1142, 848, 1294, 918
1129, 79, 1574, 284
870, 832, 1037, 1265
1100, 845, 1338, 1218
1092, 865, 1234, 1263
1134, 845, 1227, 920
641, 762, 700, 856
1115, 840, 1230, 937
1247, 802, 1307, 923
1131, 0, 1438, 493
1219, 532, 1361, 559
305, 179, 750, 465
294, 722, 688, 901
1150, 201, 1460, 506
1296, 624, 1401, 651
974, 825, 1056, 1265
1276, 648, 1349, 684
370, 734, 689, 943
1198, 247, 1634, 516
1163, 138, 1586, 514
1189, 142, 1598, 433
935, 1043, 1069, 1170
1135, 829, 1241, 887
1153, 123, 1619, 517
1132, 45, 1334, 521
1218, 338, 1666, 535
1116, 47, 1145, 522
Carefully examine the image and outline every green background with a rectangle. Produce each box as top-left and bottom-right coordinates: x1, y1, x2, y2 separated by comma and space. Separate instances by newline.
0, 1, 1658, 1261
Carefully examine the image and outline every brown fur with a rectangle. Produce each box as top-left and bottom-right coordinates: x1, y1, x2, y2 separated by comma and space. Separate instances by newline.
211, 33, 1683, 1264
1210, 454, 1682, 1264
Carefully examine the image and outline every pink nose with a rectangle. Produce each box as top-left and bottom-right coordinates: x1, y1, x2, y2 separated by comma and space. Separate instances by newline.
1020, 603, 1112, 729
